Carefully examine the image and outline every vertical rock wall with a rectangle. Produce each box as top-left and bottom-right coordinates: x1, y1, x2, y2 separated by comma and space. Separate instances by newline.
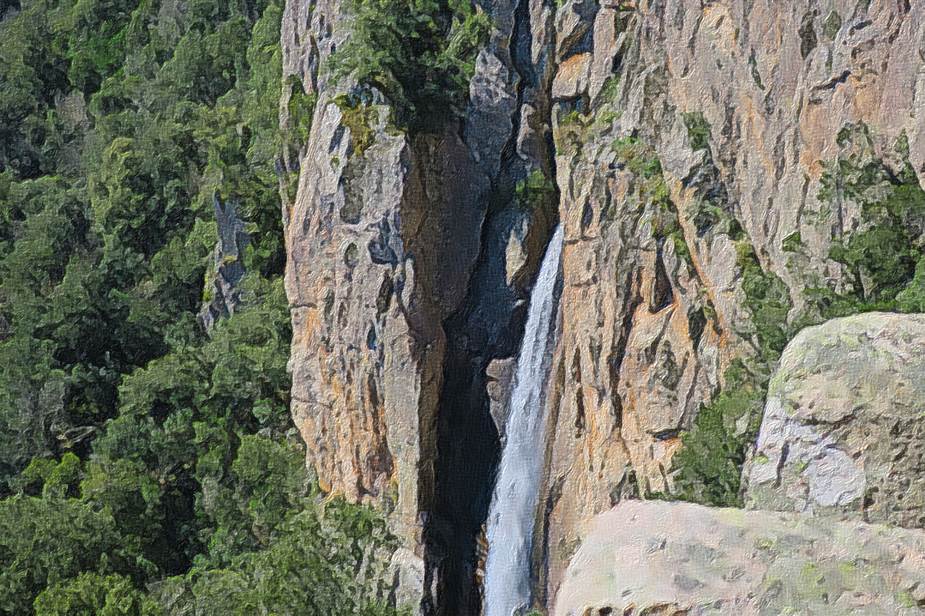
540, 0, 925, 601
281, 0, 925, 611
279, 0, 559, 609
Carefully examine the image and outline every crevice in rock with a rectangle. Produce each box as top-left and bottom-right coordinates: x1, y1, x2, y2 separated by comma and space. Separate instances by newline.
650, 240, 674, 312
425, 0, 561, 610
607, 268, 643, 430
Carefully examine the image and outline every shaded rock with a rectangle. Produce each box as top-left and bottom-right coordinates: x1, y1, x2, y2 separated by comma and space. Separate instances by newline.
743, 312, 925, 529
198, 195, 249, 332
555, 0, 597, 61
554, 500, 925, 616
389, 548, 427, 610
486, 357, 516, 436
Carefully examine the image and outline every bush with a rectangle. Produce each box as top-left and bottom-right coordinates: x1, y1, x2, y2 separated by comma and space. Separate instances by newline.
34, 573, 162, 616
673, 362, 765, 507
682, 112, 711, 151
0, 496, 143, 615
331, 0, 490, 129
810, 126, 925, 317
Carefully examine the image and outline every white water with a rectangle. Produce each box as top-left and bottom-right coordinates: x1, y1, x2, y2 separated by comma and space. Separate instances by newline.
483, 225, 564, 616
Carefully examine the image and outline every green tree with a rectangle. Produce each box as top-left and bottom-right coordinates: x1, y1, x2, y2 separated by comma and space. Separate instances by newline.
34, 573, 162, 616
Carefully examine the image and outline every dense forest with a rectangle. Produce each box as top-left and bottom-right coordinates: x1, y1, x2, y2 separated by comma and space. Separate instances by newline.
0, 1, 401, 612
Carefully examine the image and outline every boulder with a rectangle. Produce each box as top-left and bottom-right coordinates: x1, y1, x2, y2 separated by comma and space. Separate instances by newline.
743, 312, 925, 529
554, 500, 925, 616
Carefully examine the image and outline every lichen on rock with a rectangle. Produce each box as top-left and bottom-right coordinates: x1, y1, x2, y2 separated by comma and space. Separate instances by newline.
554, 500, 925, 616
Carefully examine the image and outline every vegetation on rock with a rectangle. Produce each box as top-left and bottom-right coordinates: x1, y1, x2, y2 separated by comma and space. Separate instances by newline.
674, 123, 925, 508
331, 0, 490, 129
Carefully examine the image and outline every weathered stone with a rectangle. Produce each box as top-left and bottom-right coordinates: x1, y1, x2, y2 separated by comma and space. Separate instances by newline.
485, 357, 516, 436
540, 1, 925, 603
743, 312, 925, 529
554, 0, 597, 61
551, 53, 592, 100
554, 500, 925, 616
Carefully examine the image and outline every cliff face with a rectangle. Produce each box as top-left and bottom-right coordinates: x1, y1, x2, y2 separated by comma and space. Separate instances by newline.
279, 0, 558, 609
281, 0, 925, 612
540, 0, 925, 598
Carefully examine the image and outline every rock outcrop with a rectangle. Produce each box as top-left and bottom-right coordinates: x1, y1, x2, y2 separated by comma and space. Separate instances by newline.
554, 500, 925, 616
743, 312, 925, 528
279, 0, 558, 609
198, 195, 249, 331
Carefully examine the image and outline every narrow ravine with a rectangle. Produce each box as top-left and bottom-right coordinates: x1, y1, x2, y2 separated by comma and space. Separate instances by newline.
483, 225, 564, 616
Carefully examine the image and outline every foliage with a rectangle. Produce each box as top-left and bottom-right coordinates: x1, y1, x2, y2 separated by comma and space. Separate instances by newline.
34, 573, 162, 616
673, 362, 765, 507
682, 111, 711, 152
333, 94, 379, 156
0, 0, 403, 613
0, 495, 145, 615
809, 125, 925, 318
823, 10, 842, 40
331, 0, 490, 129
286, 75, 317, 146
514, 169, 556, 210
736, 242, 793, 360
611, 136, 693, 266
598, 75, 621, 103
673, 240, 791, 506
170, 499, 404, 615
612, 135, 662, 179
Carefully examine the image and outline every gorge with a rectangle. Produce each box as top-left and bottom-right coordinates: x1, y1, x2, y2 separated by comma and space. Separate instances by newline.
2, 0, 925, 613
281, 0, 925, 613
483, 224, 563, 616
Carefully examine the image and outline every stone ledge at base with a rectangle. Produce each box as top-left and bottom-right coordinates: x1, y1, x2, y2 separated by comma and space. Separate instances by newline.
554, 500, 925, 616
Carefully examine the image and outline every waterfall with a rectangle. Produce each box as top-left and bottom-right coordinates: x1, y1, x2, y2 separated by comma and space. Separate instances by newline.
483, 224, 564, 616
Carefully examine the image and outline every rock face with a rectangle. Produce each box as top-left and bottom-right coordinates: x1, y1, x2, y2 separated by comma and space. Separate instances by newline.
280, 0, 925, 611
538, 0, 925, 600
279, 0, 558, 609
743, 312, 925, 528
554, 500, 925, 616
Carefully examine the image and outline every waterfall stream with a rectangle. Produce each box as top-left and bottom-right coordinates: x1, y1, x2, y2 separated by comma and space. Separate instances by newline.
482, 224, 564, 616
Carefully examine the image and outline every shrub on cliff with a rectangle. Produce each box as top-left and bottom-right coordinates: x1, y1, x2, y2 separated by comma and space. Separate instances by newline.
332, 0, 490, 129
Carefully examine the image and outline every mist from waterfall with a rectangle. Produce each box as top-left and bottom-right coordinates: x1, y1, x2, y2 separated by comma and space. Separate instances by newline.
482, 224, 564, 616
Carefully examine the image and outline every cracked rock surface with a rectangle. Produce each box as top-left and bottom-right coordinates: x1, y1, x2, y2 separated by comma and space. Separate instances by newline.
554, 500, 925, 616
743, 312, 925, 528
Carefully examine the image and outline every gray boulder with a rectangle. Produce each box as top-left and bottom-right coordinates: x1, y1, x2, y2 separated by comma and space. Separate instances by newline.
743, 312, 925, 529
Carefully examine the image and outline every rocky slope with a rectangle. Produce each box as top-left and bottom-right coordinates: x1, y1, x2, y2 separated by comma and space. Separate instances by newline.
280, 0, 925, 612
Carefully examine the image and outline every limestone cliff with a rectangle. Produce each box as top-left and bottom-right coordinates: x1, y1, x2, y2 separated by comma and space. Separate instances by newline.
280, 0, 925, 613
